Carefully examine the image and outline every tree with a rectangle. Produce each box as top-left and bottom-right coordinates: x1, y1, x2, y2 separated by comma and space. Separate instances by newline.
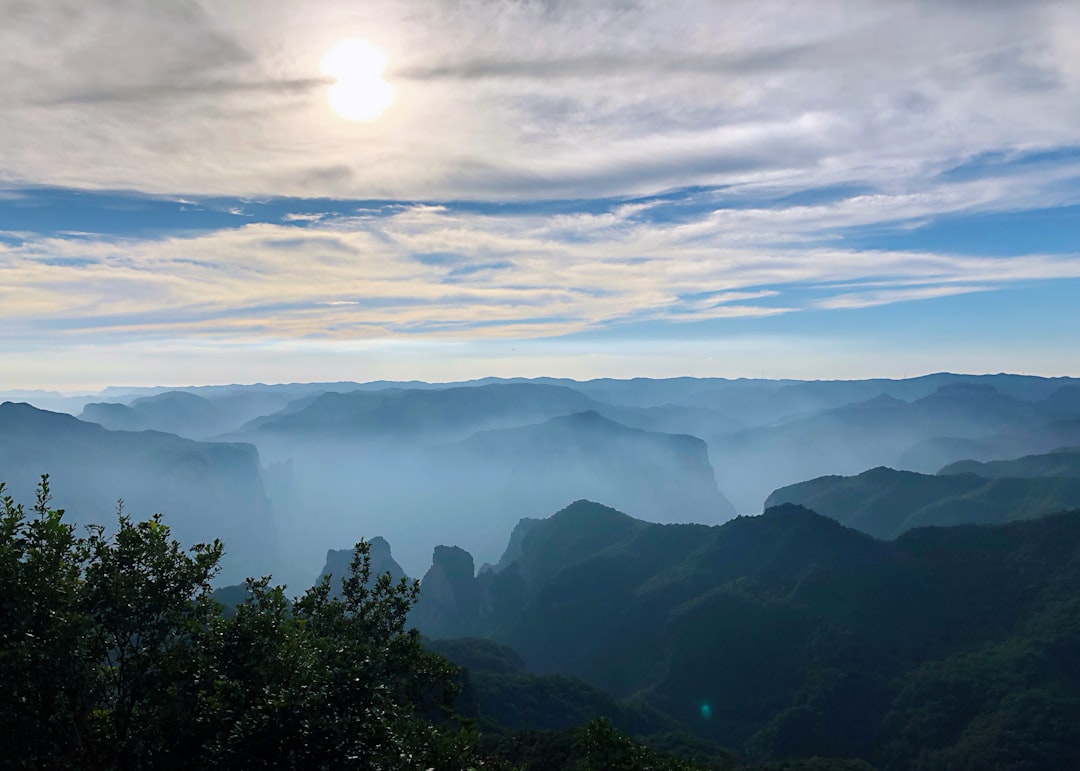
0, 477, 474, 770
200, 542, 474, 769
80, 510, 223, 768
0, 476, 95, 768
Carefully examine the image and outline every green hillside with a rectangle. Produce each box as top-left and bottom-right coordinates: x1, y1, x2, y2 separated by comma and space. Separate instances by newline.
410, 500, 1080, 768
764, 465, 1080, 538
940, 447, 1080, 479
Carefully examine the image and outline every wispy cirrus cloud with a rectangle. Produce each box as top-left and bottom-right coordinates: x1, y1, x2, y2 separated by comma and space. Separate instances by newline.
813, 284, 996, 310
1, 197, 1077, 344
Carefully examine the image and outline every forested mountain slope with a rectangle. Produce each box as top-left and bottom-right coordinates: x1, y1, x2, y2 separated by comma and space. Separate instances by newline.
408, 500, 1080, 768
939, 447, 1080, 478
764, 465, 1080, 538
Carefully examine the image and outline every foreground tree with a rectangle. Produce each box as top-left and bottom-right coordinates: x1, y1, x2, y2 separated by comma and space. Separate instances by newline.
0, 477, 95, 767
81, 511, 224, 768
0, 477, 471, 770
200, 545, 473, 769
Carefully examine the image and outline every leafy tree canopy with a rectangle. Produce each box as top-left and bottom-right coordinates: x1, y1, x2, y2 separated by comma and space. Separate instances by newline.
1, 477, 733, 771
0, 476, 472, 770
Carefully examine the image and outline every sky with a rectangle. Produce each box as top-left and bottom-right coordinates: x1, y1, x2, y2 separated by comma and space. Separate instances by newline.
2, 0, 1079, 391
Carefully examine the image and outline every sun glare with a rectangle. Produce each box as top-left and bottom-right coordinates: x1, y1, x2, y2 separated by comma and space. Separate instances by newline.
321, 39, 395, 122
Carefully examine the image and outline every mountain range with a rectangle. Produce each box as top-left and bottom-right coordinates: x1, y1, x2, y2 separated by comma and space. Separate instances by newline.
709, 381, 1080, 510
7, 372, 1080, 768
765, 464, 1080, 538
9, 372, 1080, 584
939, 445, 1080, 478
0, 401, 275, 582
399, 499, 1080, 769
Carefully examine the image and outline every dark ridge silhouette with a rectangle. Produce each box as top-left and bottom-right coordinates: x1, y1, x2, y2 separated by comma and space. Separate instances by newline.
317, 536, 408, 598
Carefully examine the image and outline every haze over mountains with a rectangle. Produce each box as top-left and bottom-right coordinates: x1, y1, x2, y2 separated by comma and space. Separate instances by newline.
8, 371, 1080, 767
5, 372, 1080, 584
0, 401, 275, 583
940, 447, 1080, 479
767, 463, 1080, 539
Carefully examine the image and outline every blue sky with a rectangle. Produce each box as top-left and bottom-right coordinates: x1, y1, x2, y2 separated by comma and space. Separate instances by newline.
1, 0, 1079, 390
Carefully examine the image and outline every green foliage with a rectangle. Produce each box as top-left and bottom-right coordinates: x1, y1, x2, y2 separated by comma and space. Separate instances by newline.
81, 507, 224, 766
0, 476, 95, 767
765, 466, 1080, 539
478, 718, 727, 771
425, 636, 529, 676
575, 718, 715, 770
10, 475, 1080, 770
463, 500, 1080, 769
878, 594, 1080, 770
0, 476, 473, 770
200, 548, 470, 769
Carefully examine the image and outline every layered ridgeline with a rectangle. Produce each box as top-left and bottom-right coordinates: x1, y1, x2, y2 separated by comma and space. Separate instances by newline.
59, 373, 1080, 527
383, 500, 1080, 769
940, 446, 1080, 479
226, 383, 734, 577
459, 410, 733, 527
311, 535, 740, 766
681, 373, 1080, 426
57, 372, 1080, 425
0, 402, 276, 583
80, 389, 299, 440
709, 382, 1080, 511
764, 461, 1080, 539
35, 373, 1080, 580
231, 382, 604, 442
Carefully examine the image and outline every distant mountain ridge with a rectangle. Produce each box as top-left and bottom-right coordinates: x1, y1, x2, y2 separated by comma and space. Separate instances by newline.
939, 446, 1080, 478
31, 367, 1080, 416
81, 389, 301, 440
82, 391, 225, 439
710, 381, 1080, 510
16, 372, 1080, 588
765, 465, 1080, 538
0, 401, 276, 583
459, 410, 735, 523
232, 382, 603, 442
221, 384, 736, 576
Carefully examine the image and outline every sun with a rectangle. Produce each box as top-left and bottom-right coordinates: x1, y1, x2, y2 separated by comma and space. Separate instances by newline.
321, 39, 395, 122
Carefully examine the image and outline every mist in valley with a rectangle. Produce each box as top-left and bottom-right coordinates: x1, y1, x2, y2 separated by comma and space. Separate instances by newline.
5, 372, 1080, 588
9, 372, 1080, 768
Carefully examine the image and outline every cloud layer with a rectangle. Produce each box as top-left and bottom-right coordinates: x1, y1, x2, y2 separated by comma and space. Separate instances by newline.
2, 0, 1079, 200
2, 0, 1080, 386
2, 193, 1078, 345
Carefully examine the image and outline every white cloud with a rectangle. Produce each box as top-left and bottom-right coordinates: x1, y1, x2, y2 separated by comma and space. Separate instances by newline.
813, 284, 994, 310
1, 0, 1078, 201
1, 200, 1078, 343
4, 0, 1080, 389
